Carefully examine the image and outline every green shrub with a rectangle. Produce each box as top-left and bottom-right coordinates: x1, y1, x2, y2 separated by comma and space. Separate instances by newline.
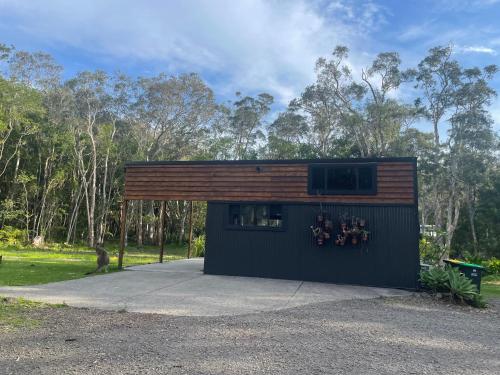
485, 258, 500, 275
470, 293, 487, 308
420, 266, 486, 308
192, 235, 205, 257
0, 226, 27, 245
420, 267, 449, 293
419, 236, 442, 265
446, 267, 478, 303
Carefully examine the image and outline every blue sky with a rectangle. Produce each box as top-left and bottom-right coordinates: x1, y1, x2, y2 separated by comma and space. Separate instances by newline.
0, 0, 499, 129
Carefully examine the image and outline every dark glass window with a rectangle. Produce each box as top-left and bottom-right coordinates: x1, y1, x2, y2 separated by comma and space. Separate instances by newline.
228, 204, 283, 228
327, 167, 356, 190
358, 167, 373, 190
310, 166, 325, 191
308, 164, 376, 195
229, 204, 240, 225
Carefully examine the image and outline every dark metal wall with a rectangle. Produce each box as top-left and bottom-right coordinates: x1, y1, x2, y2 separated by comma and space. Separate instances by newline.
204, 202, 420, 289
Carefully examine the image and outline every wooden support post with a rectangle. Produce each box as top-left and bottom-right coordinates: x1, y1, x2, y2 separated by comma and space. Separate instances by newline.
118, 200, 128, 270
187, 201, 194, 259
159, 201, 166, 263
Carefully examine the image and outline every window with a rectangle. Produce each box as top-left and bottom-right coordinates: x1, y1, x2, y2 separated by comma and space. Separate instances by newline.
229, 204, 283, 228
308, 163, 377, 195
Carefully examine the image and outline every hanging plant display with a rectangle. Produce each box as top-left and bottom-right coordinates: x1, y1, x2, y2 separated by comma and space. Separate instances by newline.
310, 206, 333, 247
334, 214, 369, 247
312, 211, 370, 248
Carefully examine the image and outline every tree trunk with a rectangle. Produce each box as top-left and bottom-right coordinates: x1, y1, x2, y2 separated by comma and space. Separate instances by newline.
148, 201, 156, 243
177, 201, 188, 244
466, 189, 479, 256
442, 182, 461, 262
88, 131, 97, 248
66, 184, 83, 244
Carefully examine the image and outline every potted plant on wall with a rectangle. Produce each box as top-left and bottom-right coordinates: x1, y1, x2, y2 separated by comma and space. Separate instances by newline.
350, 225, 361, 245
360, 229, 369, 242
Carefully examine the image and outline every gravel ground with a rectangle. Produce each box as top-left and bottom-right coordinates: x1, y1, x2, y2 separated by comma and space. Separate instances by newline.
1, 295, 499, 375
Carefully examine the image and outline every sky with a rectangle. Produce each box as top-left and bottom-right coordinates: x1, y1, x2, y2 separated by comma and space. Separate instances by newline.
0, 0, 499, 130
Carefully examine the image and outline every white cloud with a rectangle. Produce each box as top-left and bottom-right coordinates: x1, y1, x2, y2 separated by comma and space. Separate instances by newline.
0, 0, 387, 106
458, 45, 497, 55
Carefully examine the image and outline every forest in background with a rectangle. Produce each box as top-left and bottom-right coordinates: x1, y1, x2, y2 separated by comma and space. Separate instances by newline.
0, 42, 499, 263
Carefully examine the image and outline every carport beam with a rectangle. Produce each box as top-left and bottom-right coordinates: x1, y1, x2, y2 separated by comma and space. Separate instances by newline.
159, 201, 166, 263
187, 201, 193, 258
118, 199, 128, 269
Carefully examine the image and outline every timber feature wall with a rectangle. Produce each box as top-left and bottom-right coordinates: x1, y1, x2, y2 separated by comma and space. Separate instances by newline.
124, 158, 416, 205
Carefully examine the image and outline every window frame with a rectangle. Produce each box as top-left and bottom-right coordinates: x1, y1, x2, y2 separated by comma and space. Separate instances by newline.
307, 163, 377, 195
226, 203, 286, 231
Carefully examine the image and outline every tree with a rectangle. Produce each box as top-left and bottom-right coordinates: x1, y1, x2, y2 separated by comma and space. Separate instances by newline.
266, 111, 311, 159
66, 71, 111, 247
413, 45, 498, 261
135, 73, 217, 161
226, 92, 273, 160
9, 50, 62, 90
413, 45, 461, 146
446, 65, 498, 255
289, 46, 415, 158
0, 78, 44, 180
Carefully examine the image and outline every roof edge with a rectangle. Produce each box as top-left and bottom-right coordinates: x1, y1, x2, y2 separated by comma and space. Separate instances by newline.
125, 157, 417, 167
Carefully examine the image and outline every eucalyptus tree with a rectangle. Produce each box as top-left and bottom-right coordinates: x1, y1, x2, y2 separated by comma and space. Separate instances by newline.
135, 73, 217, 161
411, 46, 462, 253
133, 73, 218, 244
199, 103, 233, 160
413, 46, 498, 260
226, 92, 273, 160
0, 78, 44, 181
95, 73, 135, 245
445, 65, 498, 256
266, 111, 311, 159
66, 70, 111, 247
413, 45, 461, 147
9, 50, 62, 91
0, 45, 74, 243
0, 78, 44, 240
289, 46, 414, 157
9, 51, 72, 243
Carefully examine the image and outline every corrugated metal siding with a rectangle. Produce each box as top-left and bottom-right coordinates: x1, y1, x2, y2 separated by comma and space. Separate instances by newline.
204, 202, 420, 289
124, 160, 416, 204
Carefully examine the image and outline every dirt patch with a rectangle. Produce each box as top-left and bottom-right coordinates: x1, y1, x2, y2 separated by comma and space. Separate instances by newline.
1, 295, 499, 375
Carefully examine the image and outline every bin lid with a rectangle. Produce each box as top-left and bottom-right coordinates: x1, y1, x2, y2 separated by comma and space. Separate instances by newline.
444, 259, 484, 269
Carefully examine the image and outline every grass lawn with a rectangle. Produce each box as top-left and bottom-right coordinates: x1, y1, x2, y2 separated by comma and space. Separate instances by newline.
482, 274, 500, 300
0, 241, 187, 286
0, 297, 66, 331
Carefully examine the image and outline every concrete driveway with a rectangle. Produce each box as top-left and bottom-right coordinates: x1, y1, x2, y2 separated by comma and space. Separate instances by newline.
0, 258, 410, 316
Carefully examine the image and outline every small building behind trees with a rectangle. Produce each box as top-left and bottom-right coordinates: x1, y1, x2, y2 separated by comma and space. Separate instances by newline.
121, 158, 419, 289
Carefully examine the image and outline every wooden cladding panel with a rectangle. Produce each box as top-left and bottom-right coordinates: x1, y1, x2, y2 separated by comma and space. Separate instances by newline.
124, 162, 416, 204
